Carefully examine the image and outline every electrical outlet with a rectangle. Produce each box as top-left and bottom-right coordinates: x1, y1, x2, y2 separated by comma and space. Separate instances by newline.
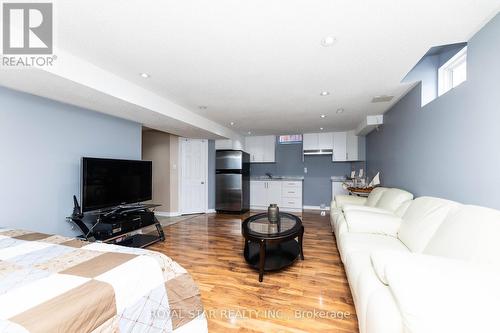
304, 167, 308, 174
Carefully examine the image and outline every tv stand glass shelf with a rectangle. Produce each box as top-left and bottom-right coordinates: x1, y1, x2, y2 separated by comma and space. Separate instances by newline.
68, 203, 165, 248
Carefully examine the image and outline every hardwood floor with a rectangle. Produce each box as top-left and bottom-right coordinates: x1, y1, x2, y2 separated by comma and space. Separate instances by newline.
150, 211, 358, 333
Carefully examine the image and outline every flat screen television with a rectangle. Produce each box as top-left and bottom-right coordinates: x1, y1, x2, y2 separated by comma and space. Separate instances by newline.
81, 157, 152, 212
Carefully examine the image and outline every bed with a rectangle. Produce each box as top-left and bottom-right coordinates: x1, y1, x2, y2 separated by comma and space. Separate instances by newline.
0, 228, 207, 333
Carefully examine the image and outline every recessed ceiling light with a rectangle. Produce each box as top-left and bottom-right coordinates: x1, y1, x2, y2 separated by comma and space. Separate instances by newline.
321, 36, 337, 47
198, 105, 207, 110
320, 127, 324, 131
320, 91, 330, 96
320, 114, 327, 119
230, 122, 235, 126
336, 108, 344, 114
247, 131, 252, 135
140, 73, 150, 78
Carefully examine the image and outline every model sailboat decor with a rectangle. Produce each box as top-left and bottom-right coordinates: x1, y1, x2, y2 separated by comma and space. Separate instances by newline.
344, 172, 381, 196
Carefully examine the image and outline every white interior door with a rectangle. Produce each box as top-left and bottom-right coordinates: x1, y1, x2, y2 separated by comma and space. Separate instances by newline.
180, 138, 208, 214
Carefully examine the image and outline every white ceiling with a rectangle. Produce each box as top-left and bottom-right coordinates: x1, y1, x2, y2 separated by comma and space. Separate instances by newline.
1, 0, 499, 137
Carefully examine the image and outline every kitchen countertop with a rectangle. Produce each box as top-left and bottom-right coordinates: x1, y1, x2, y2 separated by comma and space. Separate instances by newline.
331, 176, 348, 182
250, 176, 304, 181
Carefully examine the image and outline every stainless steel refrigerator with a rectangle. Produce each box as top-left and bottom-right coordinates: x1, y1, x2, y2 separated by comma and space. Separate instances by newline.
215, 150, 250, 213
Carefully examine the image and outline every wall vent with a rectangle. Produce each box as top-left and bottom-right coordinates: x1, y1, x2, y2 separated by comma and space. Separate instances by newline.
371, 95, 394, 103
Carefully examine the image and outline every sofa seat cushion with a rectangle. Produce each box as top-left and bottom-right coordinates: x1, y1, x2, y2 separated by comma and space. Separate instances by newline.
344, 210, 402, 236
339, 233, 410, 264
398, 197, 460, 253
423, 205, 500, 264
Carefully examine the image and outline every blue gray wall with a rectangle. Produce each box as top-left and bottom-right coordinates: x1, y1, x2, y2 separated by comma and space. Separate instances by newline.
367, 14, 500, 209
0, 87, 142, 236
250, 140, 360, 206
208, 140, 216, 210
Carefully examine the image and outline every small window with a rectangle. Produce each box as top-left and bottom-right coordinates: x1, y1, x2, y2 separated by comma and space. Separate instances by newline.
438, 46, 467, 96
279, 134, 302, 144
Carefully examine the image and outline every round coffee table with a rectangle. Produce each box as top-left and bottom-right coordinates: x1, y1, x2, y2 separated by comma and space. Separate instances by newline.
242, 212, 304, 282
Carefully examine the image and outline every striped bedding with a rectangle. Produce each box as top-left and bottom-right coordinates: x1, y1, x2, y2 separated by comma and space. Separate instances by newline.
0, 228, 207, 333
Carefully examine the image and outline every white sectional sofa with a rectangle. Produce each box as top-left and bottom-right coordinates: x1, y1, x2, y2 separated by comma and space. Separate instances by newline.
330, 189, 500, 333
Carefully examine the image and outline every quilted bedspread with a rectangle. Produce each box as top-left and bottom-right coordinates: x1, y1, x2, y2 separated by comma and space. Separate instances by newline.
0, 228, 207, 333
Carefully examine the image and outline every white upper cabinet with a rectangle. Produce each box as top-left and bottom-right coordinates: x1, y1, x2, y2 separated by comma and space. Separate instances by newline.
303, 132, 333, 151
331, 131, 365, 162
245, 135, 276, 163
215, 139, 245, 150
245, 136, 262, 162
302, 133, 318, 150
318, 132, 334, 150
215, 139, 233, 150
333, 132, 347, 162
346, 130, 359, 161
262, 136, 276, 162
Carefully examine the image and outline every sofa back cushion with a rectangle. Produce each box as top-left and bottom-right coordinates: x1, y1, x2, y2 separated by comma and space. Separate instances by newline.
395, 200, 412, 217
424, 205, 500, 264
365, 187, 388, 207
375, 188, 413, 212
398, 197, 460, 252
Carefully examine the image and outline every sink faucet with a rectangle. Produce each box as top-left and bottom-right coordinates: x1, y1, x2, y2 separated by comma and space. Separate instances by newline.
265, 172, 273, 179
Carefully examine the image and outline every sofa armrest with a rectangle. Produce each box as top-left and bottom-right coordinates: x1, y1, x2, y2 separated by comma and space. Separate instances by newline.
370, 251, 500, 333
335, 195, 367, 209
344, 210, 402, 236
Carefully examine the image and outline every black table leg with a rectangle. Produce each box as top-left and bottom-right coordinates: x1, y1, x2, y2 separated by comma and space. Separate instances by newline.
259, 240, 266, 282
299, 226, 305, 260
243, 239, 249, 258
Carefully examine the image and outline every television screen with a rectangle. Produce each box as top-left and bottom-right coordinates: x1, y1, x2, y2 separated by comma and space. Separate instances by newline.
81, 157, 152, 212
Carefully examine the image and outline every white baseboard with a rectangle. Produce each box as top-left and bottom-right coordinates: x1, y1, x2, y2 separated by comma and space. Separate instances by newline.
206, 209, 216, 214
155, 211, 182, 217
303, 205, 331, 211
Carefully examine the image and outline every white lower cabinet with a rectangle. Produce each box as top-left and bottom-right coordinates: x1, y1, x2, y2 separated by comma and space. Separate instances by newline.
250, 180, 303, 212
250, 181, 268, 207
332, 181, 349, 201
267, 181, 282, 206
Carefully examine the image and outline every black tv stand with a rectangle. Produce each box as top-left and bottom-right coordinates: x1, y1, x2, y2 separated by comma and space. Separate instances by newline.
68, 201, 165, 248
